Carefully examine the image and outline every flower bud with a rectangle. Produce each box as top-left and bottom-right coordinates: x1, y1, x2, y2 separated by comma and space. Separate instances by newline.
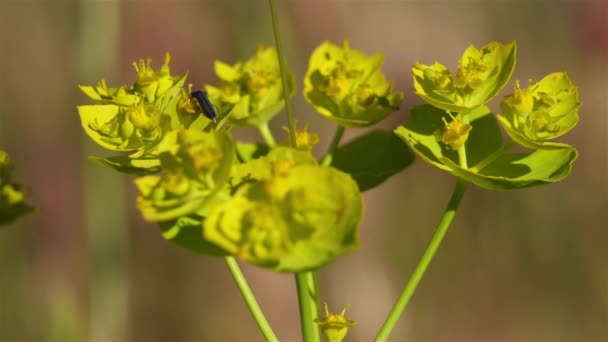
314, 303, 357, 342
503, 80, 534, 119
127, 101, 159, 133
434, 117, 472, 149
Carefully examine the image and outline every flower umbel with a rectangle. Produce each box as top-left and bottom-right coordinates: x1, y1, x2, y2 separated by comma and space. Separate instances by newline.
413, 41, 517, 112
304, 41, 403, 127
205, 161, 363, 272
205, 45, 295, 127
135, 130, 235, 222
498, 72, 581, 149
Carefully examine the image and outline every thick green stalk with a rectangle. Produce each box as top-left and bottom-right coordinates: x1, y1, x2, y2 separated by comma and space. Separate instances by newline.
295, 271, 321, 342
268, 2, 320, 341
321, 125, 345, 166
374, 178, 469, 341
225, 257, 278, 342
268, 0, 296, 147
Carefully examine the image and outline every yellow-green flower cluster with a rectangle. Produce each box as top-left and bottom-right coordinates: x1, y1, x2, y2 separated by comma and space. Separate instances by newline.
205, 45, 295, 127
498, 72, 580, 149
413, 41, 516, 112
76, 49, 373, 272
78, 53, 195, 158
397, 41, 580, 191
205, 150, 362, 272
304, 41, 403, 127
135, 130, 235, 222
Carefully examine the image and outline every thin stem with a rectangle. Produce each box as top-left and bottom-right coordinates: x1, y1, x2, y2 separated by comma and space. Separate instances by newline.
268, 0, 296, 148
321, 125, 345, 166
258, 122, 277, 148
457, 145, 468, 169
268, 2, 320, 340
295, 271, 321, 342
470, 141, 516, 172
225, 257, 278, 342
374, 178, 469, 342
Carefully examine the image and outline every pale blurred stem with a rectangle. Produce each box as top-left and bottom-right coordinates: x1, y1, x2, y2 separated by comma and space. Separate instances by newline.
268, 0, 297, 147
258, 123, 277, 147
458, 145, 468, 169
225, 257, 278, 342
321, 125, 345, 166
470, 141, 516, 172
268, 1, 320, 341
295, 271, 321, 342
374, 178, 469, 342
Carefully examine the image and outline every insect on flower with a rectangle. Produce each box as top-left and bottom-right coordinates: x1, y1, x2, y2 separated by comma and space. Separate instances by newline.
190, 89, 218, 123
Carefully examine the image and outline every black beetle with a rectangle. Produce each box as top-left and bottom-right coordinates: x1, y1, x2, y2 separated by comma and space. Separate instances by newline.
190, 90, 217, 123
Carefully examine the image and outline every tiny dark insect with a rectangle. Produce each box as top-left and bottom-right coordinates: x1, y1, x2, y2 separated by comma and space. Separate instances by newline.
190, 90, 217, 123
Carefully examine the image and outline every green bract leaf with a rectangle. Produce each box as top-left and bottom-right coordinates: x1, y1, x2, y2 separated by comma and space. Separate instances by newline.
498, 72, 581, 149
158, 215, 229, 256
135, 130, 235, 222
236, 142, 270, 163
413, 41, 516, 111
440, 147, 578, 190
395, 104, 577, 190
78, 102, 170, 152
79, 79, 139, 107
332, 130, 414, 191
304, 41, 403, 127
205, 164, 362, 272
207, 45, 296, 127
0, 150, 34, 225
89, 155, 160, 175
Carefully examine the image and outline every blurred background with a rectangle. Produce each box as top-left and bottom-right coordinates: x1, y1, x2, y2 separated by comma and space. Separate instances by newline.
0, 0, 606, 341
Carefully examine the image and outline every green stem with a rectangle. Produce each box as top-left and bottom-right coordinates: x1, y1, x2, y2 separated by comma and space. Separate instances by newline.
470, 141, 516, 172
374, 178, 469, 342
268, 0, 296, 148
225, 257, 278, 342
268, 2, 320, 340
258, 122, 277, 148
321, 125, 345, 166
457, 145, 468, 169
295, 271, 321, 342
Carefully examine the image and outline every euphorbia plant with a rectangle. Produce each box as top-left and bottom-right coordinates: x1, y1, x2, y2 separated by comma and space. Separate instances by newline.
77, 2, 580, 341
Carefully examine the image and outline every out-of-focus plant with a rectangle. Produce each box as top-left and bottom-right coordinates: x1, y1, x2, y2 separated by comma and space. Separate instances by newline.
0, 150, 33, 225
76, 5, 580, 341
